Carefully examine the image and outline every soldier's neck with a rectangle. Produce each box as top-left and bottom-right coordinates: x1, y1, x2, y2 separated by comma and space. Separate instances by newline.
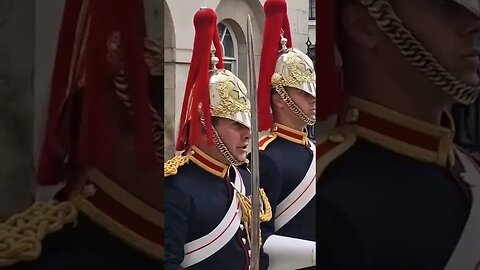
345, 63, 453, 126
196, 142, 230, 165
272, 117, 306, 132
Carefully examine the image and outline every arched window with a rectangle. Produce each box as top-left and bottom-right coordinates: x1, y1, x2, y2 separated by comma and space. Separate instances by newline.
309, 0, 316, 20
217, 22, 238, 74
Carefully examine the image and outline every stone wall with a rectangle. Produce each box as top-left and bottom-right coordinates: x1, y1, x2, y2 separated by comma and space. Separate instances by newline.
0, 0, 34, 221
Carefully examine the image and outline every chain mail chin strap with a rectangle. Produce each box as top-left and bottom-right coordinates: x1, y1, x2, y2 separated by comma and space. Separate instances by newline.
359, 0, 480, 105
200, 117, 246, 167
275, 86, 316, 126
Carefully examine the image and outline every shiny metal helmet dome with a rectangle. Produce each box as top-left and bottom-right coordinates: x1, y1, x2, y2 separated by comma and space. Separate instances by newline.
272, 46, 316, 98
208, 63, 251, 129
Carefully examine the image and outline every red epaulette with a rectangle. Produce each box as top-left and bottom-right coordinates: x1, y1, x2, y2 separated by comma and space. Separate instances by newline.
317, 130, 357, 181
259, 133, 278, 151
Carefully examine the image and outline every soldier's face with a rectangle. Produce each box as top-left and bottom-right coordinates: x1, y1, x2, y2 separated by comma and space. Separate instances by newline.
391, 0, 480, 85
214, 118, 251, 162
285, 87, 316, 120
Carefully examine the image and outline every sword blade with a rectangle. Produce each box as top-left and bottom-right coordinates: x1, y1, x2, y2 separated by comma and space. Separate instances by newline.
247, 14, 260, 270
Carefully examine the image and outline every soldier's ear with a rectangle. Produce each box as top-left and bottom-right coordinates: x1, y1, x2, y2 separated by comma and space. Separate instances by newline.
341, 1, 378, 50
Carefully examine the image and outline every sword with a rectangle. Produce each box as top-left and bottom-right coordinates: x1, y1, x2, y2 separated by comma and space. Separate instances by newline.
247, 14, 261, 270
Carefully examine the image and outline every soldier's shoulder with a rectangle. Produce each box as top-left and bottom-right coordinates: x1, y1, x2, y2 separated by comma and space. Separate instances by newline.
472, 153, 480, 166
0, 201, 78, 267
454, 147, 480, 177
164, 155, 190, 178
459, 148, 480, 165
258, 133, 278, 151
317, 129, 357, 178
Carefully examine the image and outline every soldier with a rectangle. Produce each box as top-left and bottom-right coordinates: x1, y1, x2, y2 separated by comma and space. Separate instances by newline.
317, 0, 480, 269
253, 0, 316, 269
0, 0, 163, 269
163, 7, 271, 270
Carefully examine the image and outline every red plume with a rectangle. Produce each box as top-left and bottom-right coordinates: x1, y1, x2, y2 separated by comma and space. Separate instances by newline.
176, 8, 223, 151
257, 0, 293, 132
317, 0, 343, 120
37, 0, 157, 185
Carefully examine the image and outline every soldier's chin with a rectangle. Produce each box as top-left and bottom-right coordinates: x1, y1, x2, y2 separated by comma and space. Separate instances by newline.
301, 110, 316, 122
457, 66, 480, 86
233, 151, 247, 162
461, 73, 480, 86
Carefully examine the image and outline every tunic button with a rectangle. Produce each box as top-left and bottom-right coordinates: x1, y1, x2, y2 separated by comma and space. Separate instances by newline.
239, 224, 244, 230
242, 238, 247, 244
248, 250, 251, 257
345, 107, 359, 123
82, 184, 97, 198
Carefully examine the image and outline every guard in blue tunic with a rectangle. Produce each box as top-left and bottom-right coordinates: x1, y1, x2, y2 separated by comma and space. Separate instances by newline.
164, 7, 271, 270
253, 0, 317, 269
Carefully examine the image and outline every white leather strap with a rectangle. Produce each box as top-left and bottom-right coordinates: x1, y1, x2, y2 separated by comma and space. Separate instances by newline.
181, 167, 245, 268
275, 141, 316, 231
445, 149, 480, 270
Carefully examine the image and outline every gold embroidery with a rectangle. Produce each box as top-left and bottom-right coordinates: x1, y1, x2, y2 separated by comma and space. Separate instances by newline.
271, 48, 315, 91
210, 69, 250, 121
236, 189, 272, 249
0, 201, 78, 267
164, 155, 189, 177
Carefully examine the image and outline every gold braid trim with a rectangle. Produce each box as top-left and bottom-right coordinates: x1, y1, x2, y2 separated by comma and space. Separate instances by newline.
236, 189, 272, 249
199, 116, 246, 167
275, 85, 315, 126
164, 155, 189, 177
0, 201, 78, 267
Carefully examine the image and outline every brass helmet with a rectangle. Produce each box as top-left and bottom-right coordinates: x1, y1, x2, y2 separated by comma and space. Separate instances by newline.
209, 52, 251, 129
272, 44, 316, 99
